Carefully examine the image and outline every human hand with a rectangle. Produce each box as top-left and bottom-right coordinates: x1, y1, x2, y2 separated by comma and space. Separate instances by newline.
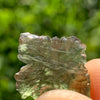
85, 59, 100, 100
37, 89, 91, 100
37, 59, 100, 100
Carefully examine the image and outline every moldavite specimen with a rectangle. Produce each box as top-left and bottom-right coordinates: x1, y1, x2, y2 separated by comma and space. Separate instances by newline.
14, 32, 90, 99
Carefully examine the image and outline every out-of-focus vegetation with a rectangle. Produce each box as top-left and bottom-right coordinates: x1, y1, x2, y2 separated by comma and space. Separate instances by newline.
0, 0, 100, 100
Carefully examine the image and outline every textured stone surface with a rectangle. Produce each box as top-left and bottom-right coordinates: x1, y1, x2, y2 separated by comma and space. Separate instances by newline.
14, 32, 90, 99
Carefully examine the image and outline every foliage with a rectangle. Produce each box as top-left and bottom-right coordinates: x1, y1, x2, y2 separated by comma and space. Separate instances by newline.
0, 0, 100, 100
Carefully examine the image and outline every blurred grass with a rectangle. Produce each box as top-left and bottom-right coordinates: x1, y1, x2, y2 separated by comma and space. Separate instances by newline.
0, 0, 100, 100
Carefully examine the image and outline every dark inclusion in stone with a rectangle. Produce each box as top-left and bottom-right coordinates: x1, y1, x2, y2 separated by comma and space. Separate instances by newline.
14, 32, 90, 99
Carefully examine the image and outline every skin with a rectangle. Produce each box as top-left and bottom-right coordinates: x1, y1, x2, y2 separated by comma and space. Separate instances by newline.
37, 89, 92, 100
85, 59, 100, 100
37, 59, 100, 100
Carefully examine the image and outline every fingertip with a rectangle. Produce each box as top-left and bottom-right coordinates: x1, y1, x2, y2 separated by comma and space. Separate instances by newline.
37, 89, 92, 100
85, 59, 100, 100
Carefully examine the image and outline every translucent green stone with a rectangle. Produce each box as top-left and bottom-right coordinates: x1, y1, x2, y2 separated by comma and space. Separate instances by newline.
14, 32, 90, 99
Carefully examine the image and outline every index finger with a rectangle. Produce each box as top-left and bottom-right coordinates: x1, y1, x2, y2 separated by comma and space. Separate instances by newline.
85, 59, 100, 100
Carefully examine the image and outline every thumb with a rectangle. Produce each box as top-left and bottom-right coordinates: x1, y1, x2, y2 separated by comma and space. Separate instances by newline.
85, 59, 100, 100
37, 89, 92, 100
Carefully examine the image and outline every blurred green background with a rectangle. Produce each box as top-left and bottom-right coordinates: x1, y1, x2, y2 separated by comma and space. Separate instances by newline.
0, 0, 100, 100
